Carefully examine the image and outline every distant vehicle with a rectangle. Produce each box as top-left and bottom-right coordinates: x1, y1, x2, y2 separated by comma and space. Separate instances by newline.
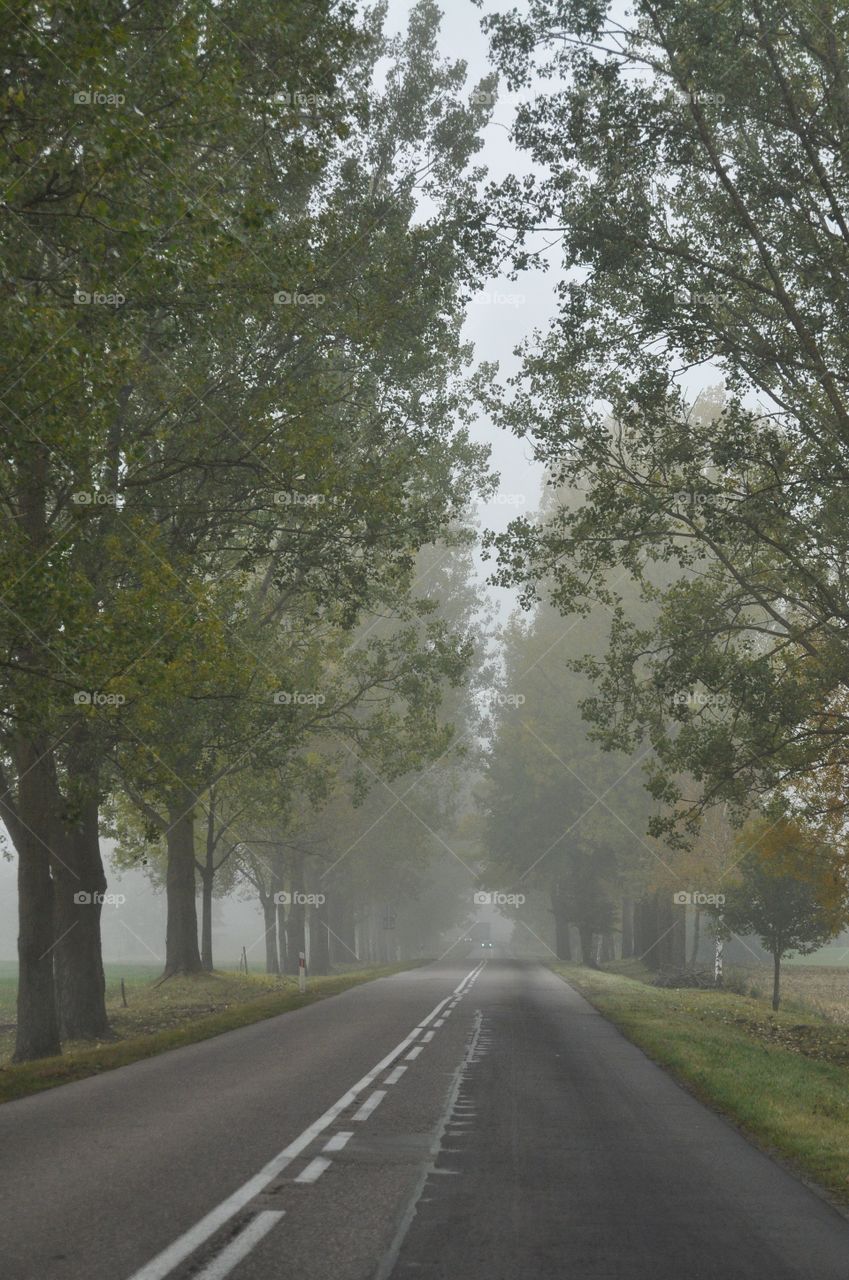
481, 939, 493, 948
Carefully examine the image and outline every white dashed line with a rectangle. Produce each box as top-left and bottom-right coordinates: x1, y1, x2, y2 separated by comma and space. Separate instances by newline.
384, 1065, 407, 1085
422, 1031, 435, 1042
323, 1132, 353, 1153
405, 1046, 423, 1061
294, 1157, 331, 1185
126, 962, 483, 1280
352, 1089, 387, 1122
193, 1211, 284, 1280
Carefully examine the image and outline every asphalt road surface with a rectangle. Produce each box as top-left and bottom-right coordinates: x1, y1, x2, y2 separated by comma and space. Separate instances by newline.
4, 957, 849, 1280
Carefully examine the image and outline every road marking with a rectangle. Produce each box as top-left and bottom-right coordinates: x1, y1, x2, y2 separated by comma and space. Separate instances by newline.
323, 1131, 353, 1153
422, 1030, 435, 1042
125, 964, 481, 1280
384, 1065, 407, 1084
294, 1157, 331, 1184
434, 1018, 446, 1026
193, 1211, 284, 1280
352, 1089, 386, 1122
375, 1011, 485, 1280
405, 1045, 423, 1060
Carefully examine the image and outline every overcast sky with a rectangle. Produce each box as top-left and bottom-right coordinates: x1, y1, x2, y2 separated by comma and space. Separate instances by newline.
384, 0, 555, 622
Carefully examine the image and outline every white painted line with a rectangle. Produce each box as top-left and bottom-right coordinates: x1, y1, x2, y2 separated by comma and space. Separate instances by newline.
322, 1131, 353, 1153
417, 996, 453, 1029
294, 1157, 331, 1185
384, 1065, 407, 1084
126, 963, 481, 1280
352, 1089, 386, 1122
434, 1018, 446, 1027
422, 1030, 435, 1042
405, 1045, 423, 1060
193, 1211, 284, 1280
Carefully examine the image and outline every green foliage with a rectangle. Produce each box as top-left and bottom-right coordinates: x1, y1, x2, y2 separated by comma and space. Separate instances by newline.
483, 0, 849, 840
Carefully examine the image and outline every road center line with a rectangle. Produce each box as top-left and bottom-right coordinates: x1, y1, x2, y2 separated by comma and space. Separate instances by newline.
405, 1045, 423, 1060
422, 1030, 435, 1042
352, 1089, 387, 1122
294, 1157, 331, 1185
384, 1065, 407, 1084
193, 1211, 284, 1280
323, 1131, 353, 1153
125, 964, 480, 1280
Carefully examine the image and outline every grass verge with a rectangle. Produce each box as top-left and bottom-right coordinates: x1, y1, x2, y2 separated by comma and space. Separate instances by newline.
0, 962, 425, 1107
551, 962, 849, 1205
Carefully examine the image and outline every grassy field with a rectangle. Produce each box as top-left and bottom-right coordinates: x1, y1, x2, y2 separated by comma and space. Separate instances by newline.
0, 960, 424, 1105
554, 961, 849, 1204
725, 963, 849, 1024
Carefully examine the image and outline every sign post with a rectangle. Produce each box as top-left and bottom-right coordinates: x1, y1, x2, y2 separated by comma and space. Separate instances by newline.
298, 950, 306, 994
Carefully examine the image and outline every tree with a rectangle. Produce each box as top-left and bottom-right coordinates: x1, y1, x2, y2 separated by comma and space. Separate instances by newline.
2, 0, 497, 1056
720, 817, 849, 1009
482, 0, 849, 846
479, 567, 657, 967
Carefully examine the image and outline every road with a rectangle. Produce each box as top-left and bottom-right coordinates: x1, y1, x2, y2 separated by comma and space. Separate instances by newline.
3, 957, 849, 1280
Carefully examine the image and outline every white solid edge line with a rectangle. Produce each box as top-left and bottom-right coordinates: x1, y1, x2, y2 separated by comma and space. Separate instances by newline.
125, 965, 478, 1280
294, 1157, 332, 1185
323, 1131, 353, 1153
352, 1089, 387, 1122
384, 1065, 407, 1085
193, 1211, 284, 1280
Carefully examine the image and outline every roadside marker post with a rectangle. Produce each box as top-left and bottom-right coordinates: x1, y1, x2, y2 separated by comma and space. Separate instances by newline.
299, 951, 306, 994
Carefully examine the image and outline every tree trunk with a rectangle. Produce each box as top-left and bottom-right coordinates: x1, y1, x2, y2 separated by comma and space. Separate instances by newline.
551, 882, 572, 960
772, 949, 781, 1011
198, 797, 217, 972
689, 908, 701, 968
621, 897, 634, 959
199, 867, 214, 972
52, 777, 109, 1040
671, 900, 687, 969
261, 894, 279, 974
164, 791, 202, 976
578, 923, 597, 968
271, 848, 289, 973
642, 893, 663, 971
14, 742, 61, 1061
310, 895, 330, 974
284, 852, 305, 973
328, 893, 356, 964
